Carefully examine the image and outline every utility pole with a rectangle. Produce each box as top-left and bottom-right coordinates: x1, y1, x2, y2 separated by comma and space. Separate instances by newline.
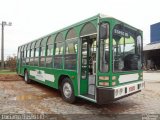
0, 21, 12, 69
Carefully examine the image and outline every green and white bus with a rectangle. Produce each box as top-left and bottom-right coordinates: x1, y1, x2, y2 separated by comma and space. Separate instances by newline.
17, 14, 144, 104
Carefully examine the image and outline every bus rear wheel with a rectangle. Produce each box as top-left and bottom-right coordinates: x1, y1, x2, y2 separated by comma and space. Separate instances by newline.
60, 78, 76, 103
24, 70, 31, 84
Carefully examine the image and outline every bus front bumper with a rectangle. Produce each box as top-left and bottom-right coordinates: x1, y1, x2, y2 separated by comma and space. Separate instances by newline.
96, 81, 145, 104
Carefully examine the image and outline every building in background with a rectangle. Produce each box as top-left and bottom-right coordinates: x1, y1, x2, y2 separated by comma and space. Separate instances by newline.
143, 22, 160, 70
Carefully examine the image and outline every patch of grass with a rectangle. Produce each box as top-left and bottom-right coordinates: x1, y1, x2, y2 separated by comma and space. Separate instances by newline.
0, 69, 16, 74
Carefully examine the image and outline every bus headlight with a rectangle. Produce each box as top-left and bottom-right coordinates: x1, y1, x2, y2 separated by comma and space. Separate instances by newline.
112, 82, 116, 86
99, 76, 109, 80
112, 76, 117, 80
99, 82, 109, 86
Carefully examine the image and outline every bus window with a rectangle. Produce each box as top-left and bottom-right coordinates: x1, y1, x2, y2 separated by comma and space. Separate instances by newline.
64, 38, 77, 70
17, 47, 21, 59
100, 38, 109, 72
40, 37, 47, 67
81, 23, 97, 36
66, 28, 77, 40
112, 24, 142, 71
34, 40, 41, 66
34, 48, 39, 66
54, 33, 63, 69
30, 49, 34, 57
46, 36, 54, 67
99, 23, 109, 73
26, 50, 30, 65
40, 47, 45, 56
20, 46, 24, 66
46, 45, 53, 67
22, 45, 27, 65
64, 28, 77, 70
39, 47, 45, 67
27, 50, 30, 57
55, 46, 60, 55
26, 43, 31, 65
35, 48, 39, 57
29, 42, 36, 66
47, 45, 53, 56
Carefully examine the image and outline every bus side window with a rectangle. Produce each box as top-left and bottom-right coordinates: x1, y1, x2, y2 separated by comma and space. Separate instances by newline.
64, 38, 77, 70
26, 43, 31, 65
46, 45, 53, 67
34, 48, 39, 66
54, 33, 63, 69
29, 42, 36, 66
23, 45, 27, 65
34, 40, 41, 66
29, 49, 34, 66
39, 37, 47, 67
45, 35, 54, 67
54, 42, 63, 69
100, 39, 109, 72
39, 47, 46, 67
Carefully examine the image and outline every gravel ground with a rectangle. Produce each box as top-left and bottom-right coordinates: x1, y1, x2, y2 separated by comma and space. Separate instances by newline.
0, 73, 160, 119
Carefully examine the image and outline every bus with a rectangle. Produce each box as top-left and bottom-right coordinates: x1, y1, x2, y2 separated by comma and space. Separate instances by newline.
16, 14, 144, 104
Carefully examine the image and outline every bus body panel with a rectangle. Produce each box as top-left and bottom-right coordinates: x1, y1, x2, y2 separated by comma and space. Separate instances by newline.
16, 14, 144, 104
21, 66, 79, 96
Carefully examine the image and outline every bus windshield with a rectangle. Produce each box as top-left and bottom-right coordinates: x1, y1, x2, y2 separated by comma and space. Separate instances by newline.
112, 24, 142, 72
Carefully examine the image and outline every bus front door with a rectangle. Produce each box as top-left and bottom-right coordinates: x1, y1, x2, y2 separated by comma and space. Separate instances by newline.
80, 35, 96, 100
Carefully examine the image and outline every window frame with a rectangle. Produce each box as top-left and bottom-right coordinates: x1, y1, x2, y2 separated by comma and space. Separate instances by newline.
98, 22, 110, 73
39, 37, 48, 67
45, 35, 54, 68
54, 33, 64, 69
34, 39, 41, 66
64, 28, 78, 70
112, 24, 142, 72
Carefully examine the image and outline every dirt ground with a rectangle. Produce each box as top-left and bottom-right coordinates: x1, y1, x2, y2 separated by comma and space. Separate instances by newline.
0, 74, 23, 81
0, 73, 160, 119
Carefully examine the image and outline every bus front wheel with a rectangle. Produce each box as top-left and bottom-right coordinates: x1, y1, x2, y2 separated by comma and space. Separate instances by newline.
60, 78, 76, 103
24, 70, 31, 84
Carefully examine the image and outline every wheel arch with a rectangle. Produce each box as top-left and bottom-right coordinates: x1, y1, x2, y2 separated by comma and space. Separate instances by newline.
58, 74, 71, 90
24, 68, 27, 75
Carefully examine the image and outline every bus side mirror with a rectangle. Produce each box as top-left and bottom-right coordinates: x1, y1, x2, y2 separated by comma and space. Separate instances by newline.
100, 23, 109, 39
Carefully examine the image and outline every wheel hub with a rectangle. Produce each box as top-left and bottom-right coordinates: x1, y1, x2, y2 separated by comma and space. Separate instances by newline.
63, 82, 72, 98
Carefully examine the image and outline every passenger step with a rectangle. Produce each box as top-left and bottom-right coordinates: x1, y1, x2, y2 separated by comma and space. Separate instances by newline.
83, 94, 95, 99
88, 75, 95, 95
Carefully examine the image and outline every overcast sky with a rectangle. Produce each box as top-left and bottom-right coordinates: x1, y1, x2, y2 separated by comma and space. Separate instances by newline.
0, 0, 159, 58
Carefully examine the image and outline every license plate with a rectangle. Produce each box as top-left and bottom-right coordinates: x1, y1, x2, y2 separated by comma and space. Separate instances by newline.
129, 86, 135, 92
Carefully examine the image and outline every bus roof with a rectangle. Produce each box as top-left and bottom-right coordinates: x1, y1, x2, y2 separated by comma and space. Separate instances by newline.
19, 13, 142, 47
19, 13, 114, 47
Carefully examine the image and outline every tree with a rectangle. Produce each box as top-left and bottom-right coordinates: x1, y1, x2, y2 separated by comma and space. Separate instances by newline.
6, 55, 16, 71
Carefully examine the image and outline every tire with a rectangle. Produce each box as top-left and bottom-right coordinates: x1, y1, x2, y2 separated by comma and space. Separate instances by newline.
24, 70, 31, 84
60, 78, 76, 103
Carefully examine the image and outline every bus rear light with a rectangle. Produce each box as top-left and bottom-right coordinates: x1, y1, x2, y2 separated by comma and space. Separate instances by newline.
99, 82, 109, 86
112, 82, 116, 86
112, 76, 116, 80
99, 76, 109, 80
